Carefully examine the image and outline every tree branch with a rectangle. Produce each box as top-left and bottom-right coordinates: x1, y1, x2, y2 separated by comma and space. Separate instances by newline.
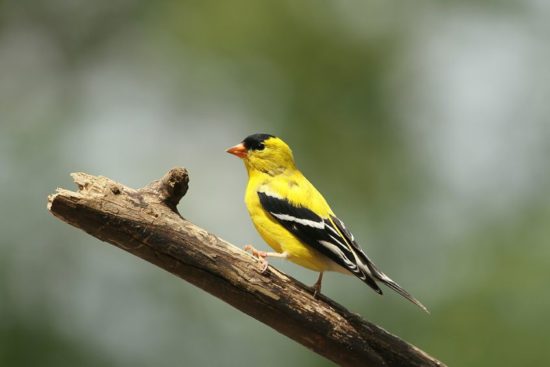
47, 168, 445, 367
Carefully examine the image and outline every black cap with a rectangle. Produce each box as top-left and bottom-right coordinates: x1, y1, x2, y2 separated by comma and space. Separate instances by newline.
242, 133, 275, 151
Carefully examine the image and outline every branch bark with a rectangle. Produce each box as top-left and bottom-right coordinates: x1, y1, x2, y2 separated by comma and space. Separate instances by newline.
47, 168, 445, 367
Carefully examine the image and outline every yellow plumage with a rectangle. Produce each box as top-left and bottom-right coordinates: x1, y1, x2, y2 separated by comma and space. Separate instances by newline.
227, 133, 428, 312
244, 166, 344, 272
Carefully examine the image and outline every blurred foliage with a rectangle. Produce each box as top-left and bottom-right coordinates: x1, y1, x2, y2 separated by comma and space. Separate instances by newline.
1, 1, 549, 366
1, 320, 111, 367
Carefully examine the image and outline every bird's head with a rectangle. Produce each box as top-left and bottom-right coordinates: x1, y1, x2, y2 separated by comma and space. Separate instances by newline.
226, 133, 296, 175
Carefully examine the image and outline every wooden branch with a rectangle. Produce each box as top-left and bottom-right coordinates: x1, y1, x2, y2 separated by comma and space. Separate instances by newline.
47, 168, 445, 367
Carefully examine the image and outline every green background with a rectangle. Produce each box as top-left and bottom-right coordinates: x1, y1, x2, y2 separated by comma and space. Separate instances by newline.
1, 1, 549, 366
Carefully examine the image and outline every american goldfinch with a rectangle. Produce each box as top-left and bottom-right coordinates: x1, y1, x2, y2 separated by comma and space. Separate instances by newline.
227, 133, 428, 312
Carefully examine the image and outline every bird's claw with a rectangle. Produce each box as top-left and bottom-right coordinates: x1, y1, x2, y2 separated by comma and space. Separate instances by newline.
309, 281, 321, 299
312, 286, 322, 299
244, 245, 269, 273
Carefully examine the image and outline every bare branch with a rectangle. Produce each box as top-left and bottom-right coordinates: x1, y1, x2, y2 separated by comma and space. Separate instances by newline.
47, 168, 445, 367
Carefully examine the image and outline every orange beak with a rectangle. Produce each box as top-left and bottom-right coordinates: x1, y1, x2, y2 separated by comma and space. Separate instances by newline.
226, 142, 248, 158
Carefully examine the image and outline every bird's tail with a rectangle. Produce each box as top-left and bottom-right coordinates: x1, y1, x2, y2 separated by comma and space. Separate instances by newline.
376, 272, 430, 313
361, 261, 430, 313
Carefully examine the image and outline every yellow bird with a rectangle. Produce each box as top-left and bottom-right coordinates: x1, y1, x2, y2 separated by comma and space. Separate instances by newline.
227, 133, 428, 312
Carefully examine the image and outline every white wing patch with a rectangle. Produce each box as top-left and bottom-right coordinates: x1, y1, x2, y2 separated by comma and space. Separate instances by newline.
318, 240, 358, 272
258, 189, 283, 199
271, 213, 325, 229
325, 223, 342, 238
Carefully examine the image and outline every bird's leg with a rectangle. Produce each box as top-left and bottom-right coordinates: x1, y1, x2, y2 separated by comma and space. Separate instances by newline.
243, 245, 288, 273
312, 272, 324, 298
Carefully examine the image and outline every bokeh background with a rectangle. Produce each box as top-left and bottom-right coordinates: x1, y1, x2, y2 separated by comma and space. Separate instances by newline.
1, 1, 549, 366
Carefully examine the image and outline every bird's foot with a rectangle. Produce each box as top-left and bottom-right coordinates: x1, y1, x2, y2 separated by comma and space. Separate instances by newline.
243, 245, 269, 273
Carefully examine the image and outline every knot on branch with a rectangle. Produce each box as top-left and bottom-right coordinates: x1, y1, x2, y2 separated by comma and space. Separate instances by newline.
141, 167, 189, 212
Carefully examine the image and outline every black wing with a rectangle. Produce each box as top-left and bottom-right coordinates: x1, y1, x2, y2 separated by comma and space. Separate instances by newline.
257, 191, 382, 294
330, 215, 382, 277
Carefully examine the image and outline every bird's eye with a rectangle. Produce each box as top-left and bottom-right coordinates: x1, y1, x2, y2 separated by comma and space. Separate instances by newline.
244, 140, 266, 151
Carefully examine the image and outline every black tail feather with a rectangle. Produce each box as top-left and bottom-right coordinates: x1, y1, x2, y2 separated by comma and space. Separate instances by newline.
377, 274, 430, 313
361, 260, 429, 313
